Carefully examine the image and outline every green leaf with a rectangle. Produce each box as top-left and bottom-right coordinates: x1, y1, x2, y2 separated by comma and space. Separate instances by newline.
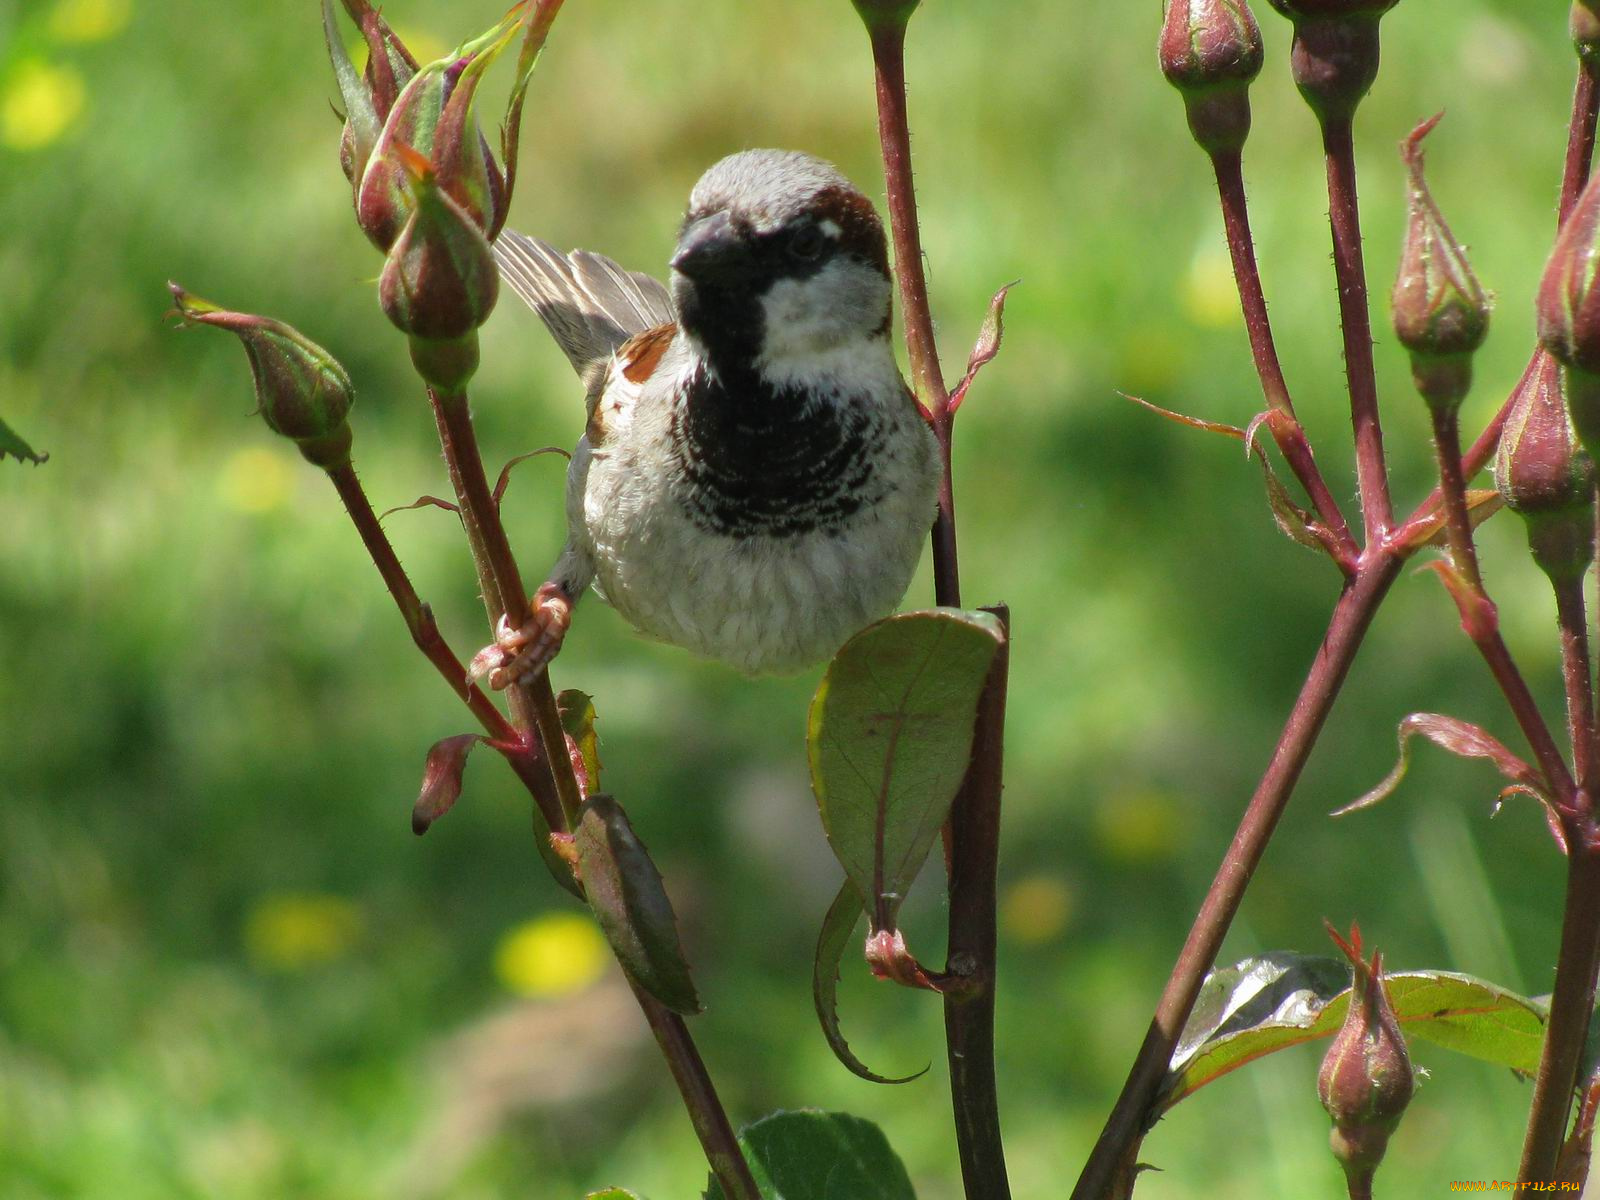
586, 1191, 646, 1199
1160, 954, 1551, 1113
558, 688, 602, 796
574, 793, 700, 1015
809, 609, 1004, 933
704, 1110, 917, 1200
812, 879, 926, 1085
0, 414, 46, 464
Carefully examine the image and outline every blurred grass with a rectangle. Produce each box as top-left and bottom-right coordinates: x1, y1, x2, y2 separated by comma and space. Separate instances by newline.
0, 0, 1587, 1195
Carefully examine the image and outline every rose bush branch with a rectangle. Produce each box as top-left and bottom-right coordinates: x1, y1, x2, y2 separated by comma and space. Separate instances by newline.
853, 2, 1013, 1196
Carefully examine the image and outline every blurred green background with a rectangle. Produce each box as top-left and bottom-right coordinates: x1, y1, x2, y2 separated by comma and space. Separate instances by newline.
0, 0, 1589, 1195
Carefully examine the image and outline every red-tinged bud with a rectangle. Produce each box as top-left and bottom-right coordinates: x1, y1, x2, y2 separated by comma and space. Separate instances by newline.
1318, 925, 1415, 1197
349, 8, 521, 251
1495, 354, 1596, 584
379, 151, 497, 389
168, 284, 354, 469
1575, 2, 1600, 67
1391, 116, 1490, 415
1266, 0, 1400, 125
1538, 173, 1600, 461
1159, 0, 1264, 156
324, 0, 419, 204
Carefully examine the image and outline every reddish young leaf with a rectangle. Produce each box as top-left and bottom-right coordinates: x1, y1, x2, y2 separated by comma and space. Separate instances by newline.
378, 494, 460, 522
413, 733, 482, 834
492, 446, 569, 508
949, 281, 1018, 412
812, 880, 926, 1084
1334, 713, 1545, 818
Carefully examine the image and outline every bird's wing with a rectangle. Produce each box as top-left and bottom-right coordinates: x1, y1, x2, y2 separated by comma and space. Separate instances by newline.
493, 230, 675, 394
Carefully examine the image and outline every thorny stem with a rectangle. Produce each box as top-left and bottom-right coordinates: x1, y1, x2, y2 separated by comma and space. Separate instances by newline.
866, 16, 1009, 1199
1071, 556, 1401, 1200
1322, 117, 1392, 544
1553, 575, 1595, 791
1563, 64, 1600, 229
1210, 148, 1357, 569
1520, 849, 1600, 1184
324, 458, 564, 832
1077, 44, 1600, 1200
425, 384, 761, 1200
1427, 410, 1483, 593
868, 19, 960, 609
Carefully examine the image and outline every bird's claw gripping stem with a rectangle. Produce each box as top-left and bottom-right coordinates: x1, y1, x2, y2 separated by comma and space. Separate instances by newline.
469, 582, 573, 689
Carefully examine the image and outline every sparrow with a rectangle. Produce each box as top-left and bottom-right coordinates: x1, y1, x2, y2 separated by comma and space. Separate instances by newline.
476, 149, 941, 683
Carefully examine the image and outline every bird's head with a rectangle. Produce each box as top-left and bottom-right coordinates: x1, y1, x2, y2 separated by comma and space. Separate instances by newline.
670, 150, 893, 379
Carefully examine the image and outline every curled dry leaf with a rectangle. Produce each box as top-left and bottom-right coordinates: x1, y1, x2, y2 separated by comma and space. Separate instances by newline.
492, 445, 570, 508
378, 494, 460, 523
1334, 712, 1547, 819
413, 733, 483, 834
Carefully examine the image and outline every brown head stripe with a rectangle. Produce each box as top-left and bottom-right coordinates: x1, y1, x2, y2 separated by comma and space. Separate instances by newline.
811, 186, 890, 278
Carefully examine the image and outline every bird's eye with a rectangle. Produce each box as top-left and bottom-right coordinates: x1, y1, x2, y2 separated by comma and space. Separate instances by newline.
788, 225, 826, 262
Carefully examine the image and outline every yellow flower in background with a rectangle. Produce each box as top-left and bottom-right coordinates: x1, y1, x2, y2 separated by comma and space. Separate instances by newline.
1, 59, 86, 151
1001, 873, 1075, 946
1094, 789, 1182, 865
48, 0, 133, 44
217, 446, 294, 514
494, 912, 609, 998
1182, 243, 1241, 331
244, 893, 362, 971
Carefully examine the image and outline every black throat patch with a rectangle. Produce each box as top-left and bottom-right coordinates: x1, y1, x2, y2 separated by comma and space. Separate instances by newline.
668, 362, 888, 539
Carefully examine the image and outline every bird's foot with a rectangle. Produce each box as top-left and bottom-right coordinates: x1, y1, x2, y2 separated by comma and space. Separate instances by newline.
470, 582, 573, 689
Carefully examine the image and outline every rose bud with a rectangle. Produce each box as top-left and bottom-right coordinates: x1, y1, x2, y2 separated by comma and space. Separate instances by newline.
1159, 0, 1264, 156
1538, 173, 1600, 460
1265, 0, 1401, 125
1391, 116, 1490, 415
324, 0, 418, 206
168, 284, 354, 469
1575, 2, 1600, 68
1318, 925, 1415, 1197
1495, 353, 1597, 585
349, 7, 521, 251
379, 146, 498, 386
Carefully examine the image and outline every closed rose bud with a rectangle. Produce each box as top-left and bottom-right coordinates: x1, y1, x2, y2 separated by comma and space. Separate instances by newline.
324, 0, 418, 208
169, 284, 354, 468
379, 148, 498, 383
1496, 353, 1596, 584
1159, 0, 1264, 155
1318, 925, 1414, 1197
1265, 0, 1400, 125
350, 9, 520, 251
1575, 2, 1600, 67
1538, 173, 1600, 460
1391, 116, 1490, 415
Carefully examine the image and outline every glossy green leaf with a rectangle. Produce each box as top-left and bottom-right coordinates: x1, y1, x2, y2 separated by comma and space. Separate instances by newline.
1160, 954, 1550, 1112
703, 1110, 917, 1200
809, 609, 1004, 933
812, 879, 925, 1085
0, 414, 46, 464
574, 793, 700, 1015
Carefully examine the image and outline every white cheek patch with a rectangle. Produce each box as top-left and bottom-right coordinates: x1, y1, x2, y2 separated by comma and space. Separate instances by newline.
757, 259, 891, 368
820, 219, 843, 240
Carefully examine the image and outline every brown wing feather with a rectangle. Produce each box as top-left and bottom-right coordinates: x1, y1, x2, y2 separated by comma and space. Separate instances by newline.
586, 322, 677, 447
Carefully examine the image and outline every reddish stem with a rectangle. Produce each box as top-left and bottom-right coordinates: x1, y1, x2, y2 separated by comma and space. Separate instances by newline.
1210, 148, 1357, 569
1563, 64, 1600, 228
1428, 410, 1484, 593
1553, 575, 1595, 792
1520, 849, 1600, 1184
1321, 117, 1392, 543
1070, 556, 1402, 1200
425, 384, 760, 1200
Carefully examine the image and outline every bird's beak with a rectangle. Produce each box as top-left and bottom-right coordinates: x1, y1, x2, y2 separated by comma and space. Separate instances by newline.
671, 209, 742, 279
